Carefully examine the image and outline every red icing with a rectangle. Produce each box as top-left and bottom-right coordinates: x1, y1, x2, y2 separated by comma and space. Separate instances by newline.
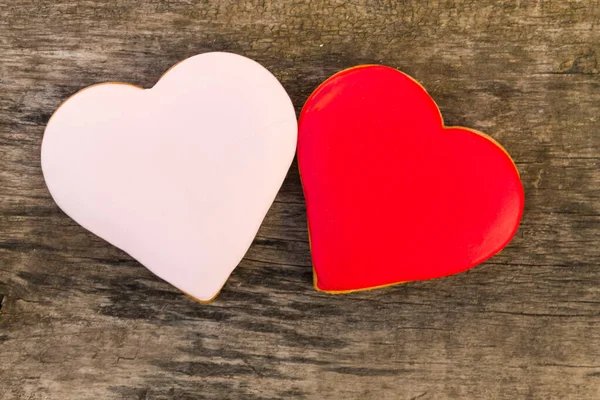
298, 66, 524, 292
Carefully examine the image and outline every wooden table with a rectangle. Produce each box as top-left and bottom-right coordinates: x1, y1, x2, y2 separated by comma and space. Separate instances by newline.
1, 1, 599, 399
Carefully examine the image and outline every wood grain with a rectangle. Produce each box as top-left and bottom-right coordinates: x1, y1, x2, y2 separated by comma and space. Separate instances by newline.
0, 1, 599, 399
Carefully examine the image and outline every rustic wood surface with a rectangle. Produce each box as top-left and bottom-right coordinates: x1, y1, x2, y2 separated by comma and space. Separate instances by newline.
1, 1, 599, 399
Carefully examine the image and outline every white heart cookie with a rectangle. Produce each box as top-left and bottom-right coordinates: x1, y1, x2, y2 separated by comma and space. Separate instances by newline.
42, 52, 297, 301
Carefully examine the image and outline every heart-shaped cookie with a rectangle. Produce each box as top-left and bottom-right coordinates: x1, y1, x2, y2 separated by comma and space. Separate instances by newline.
42, 52, 297, 301
298, 65, 524, 293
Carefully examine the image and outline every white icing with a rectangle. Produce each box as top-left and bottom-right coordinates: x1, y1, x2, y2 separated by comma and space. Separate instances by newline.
42, 52, 297, 301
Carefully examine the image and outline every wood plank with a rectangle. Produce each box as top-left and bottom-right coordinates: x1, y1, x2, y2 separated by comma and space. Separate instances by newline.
1, 1, 599, 399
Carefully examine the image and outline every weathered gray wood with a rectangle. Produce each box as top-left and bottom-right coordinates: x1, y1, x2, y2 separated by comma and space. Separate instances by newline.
1, 1, 599, 399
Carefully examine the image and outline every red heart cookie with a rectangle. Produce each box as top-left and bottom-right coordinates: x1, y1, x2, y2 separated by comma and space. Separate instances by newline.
298, 66, 524, 293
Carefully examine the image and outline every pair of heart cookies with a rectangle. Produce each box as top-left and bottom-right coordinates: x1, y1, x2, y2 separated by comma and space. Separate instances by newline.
42, 52, 524, 302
